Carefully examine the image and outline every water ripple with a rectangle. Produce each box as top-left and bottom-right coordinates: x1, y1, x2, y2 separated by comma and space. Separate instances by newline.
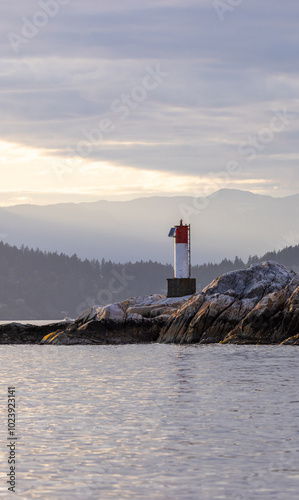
1, 344, 299, 498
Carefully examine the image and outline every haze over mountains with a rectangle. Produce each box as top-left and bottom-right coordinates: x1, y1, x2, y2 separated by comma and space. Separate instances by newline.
1, 189, 299, 264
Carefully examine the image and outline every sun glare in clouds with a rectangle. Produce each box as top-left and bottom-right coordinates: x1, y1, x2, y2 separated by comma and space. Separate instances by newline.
0, 139, 204, 201
0, 140, 54, 189
0, 140, 283, 205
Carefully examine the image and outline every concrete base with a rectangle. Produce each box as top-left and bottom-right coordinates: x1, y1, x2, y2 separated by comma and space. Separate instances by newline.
167, 278, 196, 298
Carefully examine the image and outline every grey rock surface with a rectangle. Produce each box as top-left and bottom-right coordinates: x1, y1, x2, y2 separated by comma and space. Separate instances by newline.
158, 262, 299, 345
2, 262, 299, 345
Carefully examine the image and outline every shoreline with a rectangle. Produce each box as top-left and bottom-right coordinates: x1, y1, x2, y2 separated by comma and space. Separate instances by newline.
1, 262, 299, 346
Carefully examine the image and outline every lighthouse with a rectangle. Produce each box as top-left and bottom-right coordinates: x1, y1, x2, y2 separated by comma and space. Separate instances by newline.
167, 219, 196, 298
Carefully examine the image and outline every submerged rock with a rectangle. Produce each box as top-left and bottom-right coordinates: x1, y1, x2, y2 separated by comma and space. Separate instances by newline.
2, 261, 299, 345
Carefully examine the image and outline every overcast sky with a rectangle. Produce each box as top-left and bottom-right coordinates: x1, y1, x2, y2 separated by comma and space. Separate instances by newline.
0, 0, 298, 205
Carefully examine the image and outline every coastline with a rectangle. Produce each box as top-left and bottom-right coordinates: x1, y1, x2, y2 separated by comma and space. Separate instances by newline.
0, 320, 69, 326
2, 261, 299, 346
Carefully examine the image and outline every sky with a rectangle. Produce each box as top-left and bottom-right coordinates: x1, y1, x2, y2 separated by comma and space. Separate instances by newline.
0, 0, 298, 205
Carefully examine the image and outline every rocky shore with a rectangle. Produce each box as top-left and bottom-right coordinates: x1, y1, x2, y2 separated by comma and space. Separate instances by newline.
2, 261, 299, 345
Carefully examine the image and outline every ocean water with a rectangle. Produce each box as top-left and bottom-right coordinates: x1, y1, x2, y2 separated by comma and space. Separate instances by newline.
1, 344, 299, 499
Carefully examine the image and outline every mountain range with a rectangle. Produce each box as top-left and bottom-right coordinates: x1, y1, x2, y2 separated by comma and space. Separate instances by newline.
1, 189, 299, 264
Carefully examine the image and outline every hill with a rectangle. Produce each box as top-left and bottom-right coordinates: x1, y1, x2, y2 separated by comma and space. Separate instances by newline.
1, 189, 299, 264
1, 240, 299, 320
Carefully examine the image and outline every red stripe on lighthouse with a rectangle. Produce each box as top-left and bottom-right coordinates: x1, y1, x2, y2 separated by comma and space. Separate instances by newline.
175, 225, 188, 244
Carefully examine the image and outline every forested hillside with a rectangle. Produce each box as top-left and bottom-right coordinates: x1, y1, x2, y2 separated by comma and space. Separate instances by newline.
0, 241, 299, 320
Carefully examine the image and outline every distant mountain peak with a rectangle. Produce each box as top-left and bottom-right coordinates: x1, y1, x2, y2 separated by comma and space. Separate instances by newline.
208, 188, 268, 200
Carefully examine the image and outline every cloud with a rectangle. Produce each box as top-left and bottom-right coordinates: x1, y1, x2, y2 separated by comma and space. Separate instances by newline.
0, 0, 298, 202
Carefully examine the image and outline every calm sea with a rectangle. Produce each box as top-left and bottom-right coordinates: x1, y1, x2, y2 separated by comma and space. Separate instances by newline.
1, 344, 299, 499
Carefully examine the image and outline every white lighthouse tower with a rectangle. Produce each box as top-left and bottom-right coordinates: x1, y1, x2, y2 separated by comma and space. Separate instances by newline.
167, 219, 196, 297
168, 219, 190, 278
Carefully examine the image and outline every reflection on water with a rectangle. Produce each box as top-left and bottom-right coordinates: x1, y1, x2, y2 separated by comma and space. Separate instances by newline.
1, 344, 299, 499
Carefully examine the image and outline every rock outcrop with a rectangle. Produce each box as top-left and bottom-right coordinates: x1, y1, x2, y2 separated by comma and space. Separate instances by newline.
2, 261, 299, 345
158, 261, 299, 344
0, 321, 70, 344
40, 295, 188, 345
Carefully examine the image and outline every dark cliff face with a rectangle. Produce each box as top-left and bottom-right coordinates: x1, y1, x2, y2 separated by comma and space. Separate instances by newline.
2, 262, 299, 345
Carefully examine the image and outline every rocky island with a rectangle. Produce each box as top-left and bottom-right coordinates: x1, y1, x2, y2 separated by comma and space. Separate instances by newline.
1, 261, 299, 345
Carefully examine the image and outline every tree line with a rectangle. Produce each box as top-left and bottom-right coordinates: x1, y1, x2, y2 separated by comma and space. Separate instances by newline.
0, 240, 298, 320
